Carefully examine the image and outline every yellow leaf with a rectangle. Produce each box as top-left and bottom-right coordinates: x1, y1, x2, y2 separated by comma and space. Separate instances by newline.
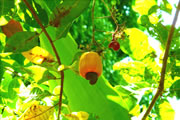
22, 46, 54, 64
27, 65, 46, 82
129, 104, 140, 117
159, 101, 175, 120
65, 111, 89, 120
18, 104, 54, 120
148, 13, 159, 24
133, 0, 156, 15
124, 28, 154, 60
77, 111, 89, 120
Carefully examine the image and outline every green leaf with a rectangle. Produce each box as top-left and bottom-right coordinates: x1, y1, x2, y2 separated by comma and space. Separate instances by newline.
30, 87, 52, 100
5, 31, 39, 53
37, 70, 57, 84
115, 85, 137, 111
140, 15, 150, 26
0, 0, 15, 16
18, 0, 48, 28
160, 0, 172, 14
8, 78, 20, 99
49, 0, 91, 39
0, 57, 4, 83
56, 22, 72, 39
155, 22, 169, 48
40, 27, 130, 120
1, 71, 13, 92
30, 87, 43, 95
33, 0, 49, 26
170, 79, 180, 99
34, 0, 60, 17
148, 5, 159, 15
10, 53, 25, 65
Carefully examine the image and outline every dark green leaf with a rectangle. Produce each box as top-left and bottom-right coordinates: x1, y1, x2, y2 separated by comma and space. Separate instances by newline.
49, 0, 91, 39
18, 0, 48, 28
10, 53, 25, 65
30, 87, 43, 95
155, 23, 169, 48
33, 0, 49, 26
37, 70, 56, 84
140, 15, 150, 26
5, 31, 39, 53
30, 87, 52, 100
0, 0, 15, 16
170, 80, 180, 99
34, 0, 61, 16
36, 90, 52, 100
148, 5, 159, 15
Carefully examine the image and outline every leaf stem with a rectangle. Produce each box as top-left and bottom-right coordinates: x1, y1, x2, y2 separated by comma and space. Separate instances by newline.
142, 1, 180, 120
23, 0, 64, 119
92, 0, 96, 46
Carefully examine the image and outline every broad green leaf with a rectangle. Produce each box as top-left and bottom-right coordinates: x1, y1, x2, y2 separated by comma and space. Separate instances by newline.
33, 0, 49, 26
0, 0, 15, 16
159, 101, 175, 120
40, 27, 130, 120
10, 53, 25, 65
18, 0, 48, 28
34, 0, 61, 18
115, 85, 137, 111
49, 0, 91, 39
5, 31, 39, 53
170, 79, 180, 99
120, 28, 155, 60
8, 78, 20, 99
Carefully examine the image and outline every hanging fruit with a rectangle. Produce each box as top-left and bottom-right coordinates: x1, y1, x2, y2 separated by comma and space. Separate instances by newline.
79, 51, 103, 85
108, 41, 120, 51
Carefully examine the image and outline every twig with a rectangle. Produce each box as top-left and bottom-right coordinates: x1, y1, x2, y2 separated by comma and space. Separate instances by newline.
95, 16, 111, 19
91, 0, 96, 46
101, 0, 118, 26
142, 1, 180, 120
23, 0, 65, 120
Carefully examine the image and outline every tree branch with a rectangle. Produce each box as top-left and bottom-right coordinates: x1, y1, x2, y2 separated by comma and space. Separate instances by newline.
23, 0, 64, 120
142, 1, 180, 120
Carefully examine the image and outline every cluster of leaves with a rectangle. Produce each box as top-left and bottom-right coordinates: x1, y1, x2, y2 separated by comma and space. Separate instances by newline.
0, 0, 180, 120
